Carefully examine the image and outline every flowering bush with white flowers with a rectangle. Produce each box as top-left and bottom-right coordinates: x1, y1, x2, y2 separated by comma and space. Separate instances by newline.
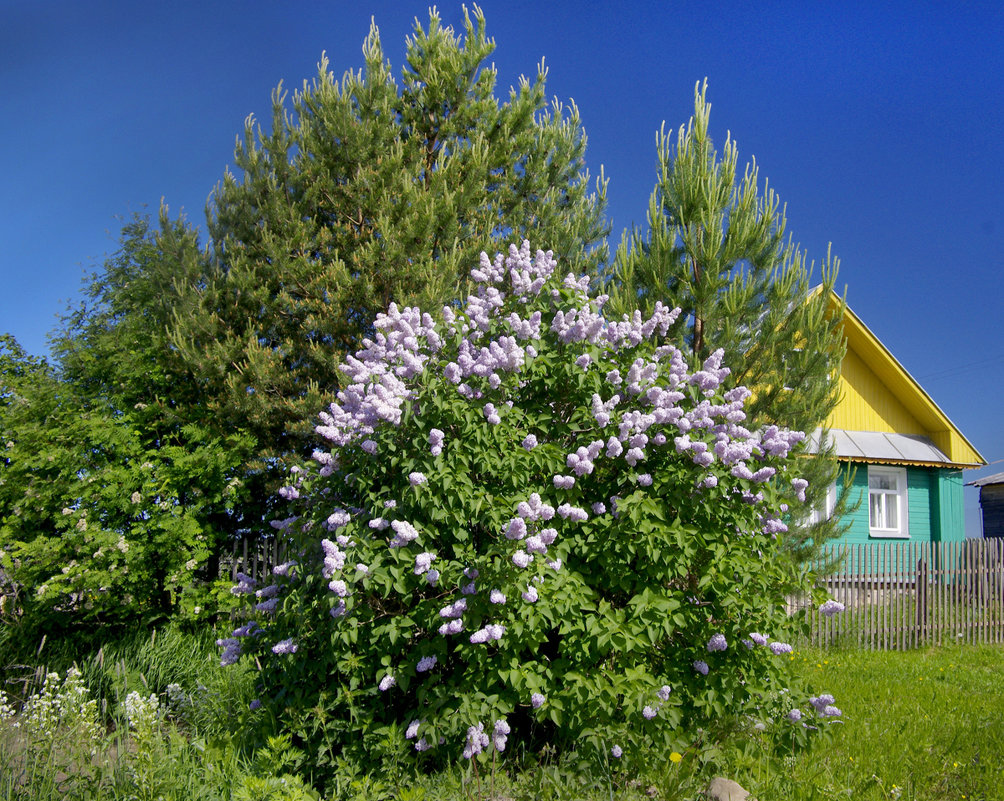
224, 242, 839, 776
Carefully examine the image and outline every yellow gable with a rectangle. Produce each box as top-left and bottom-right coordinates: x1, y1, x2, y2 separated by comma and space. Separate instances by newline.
821, 291, 984, 468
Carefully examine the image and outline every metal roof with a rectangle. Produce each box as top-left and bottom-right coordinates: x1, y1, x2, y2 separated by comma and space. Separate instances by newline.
967, 471, 1004, 487
808, 428, 954, 466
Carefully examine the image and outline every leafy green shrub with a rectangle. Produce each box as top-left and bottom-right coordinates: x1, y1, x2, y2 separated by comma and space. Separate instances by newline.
225, 242, 838, 780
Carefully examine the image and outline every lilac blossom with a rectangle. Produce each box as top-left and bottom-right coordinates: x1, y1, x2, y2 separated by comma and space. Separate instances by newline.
749, 632, 768, 646
438, 618, 464, 636
416, 655, 438, 673
657, 685, 672, 701
255, 598, 280, 614
490, 589, 507, 604
217, 638, 241, 666
439, 598, 467, 618
611, 745, 623, 758
694, 660, 710, 676
463, 723, 490, 759
321, 539, 345, 576
557, 503, 588, 521
819, 599, 845, 617
232, 622, 260, 638
429, 428, 445, 456
751, 466, 776, 482
414, 552, 436, 574
553, 474, 575, 489
531, 692, 546, 709
389, 520, 420, 548
492, 719, 510, 752
787, 708, 802, 722
408, 471, 428, 486
642, 705, 658, 720
483, 403, 501, 425
326, 510, 351, 530
522, 434, 538, 450
231, 572, 256, 595
566, 445, 598, 476
707, 633, 728, 652
512, 550, 532, 568
469, 624, 505, 644
271, 638, 298, 655
539, 530, 558, 546
522, 585, 539, 603
406, 719, 421, 739
379, 674, 396, 692
791, 477, 809, 502
769, 642, 793, 655
505, 517, 527, 540
625, 447, 646, 466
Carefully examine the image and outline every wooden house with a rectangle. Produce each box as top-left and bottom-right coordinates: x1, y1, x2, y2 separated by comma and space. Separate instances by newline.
967, 471, 1004, 539
810, 291, 986, 544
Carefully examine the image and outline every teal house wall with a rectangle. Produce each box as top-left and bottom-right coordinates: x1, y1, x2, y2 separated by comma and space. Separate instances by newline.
833, 464, 966, 545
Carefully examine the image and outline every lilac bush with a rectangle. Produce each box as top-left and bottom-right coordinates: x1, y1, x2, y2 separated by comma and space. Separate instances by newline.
225, 242, 839, 771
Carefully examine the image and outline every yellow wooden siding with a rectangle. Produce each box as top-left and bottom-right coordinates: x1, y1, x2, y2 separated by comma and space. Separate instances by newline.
828, 346, 927, 435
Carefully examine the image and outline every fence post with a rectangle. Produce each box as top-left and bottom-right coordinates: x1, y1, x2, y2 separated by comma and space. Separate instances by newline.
915, 546, 926, 647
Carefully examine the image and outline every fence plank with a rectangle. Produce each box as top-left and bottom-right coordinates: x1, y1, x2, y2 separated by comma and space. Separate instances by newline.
811, 539, 1004, 650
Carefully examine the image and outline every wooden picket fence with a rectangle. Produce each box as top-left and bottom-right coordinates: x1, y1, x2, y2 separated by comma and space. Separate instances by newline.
806, 539, 1004, 649
225, 535, 288, 585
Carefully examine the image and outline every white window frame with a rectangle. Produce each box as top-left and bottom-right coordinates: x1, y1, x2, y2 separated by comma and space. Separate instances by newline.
868, 466, 909, 538
809, 482, 838, 525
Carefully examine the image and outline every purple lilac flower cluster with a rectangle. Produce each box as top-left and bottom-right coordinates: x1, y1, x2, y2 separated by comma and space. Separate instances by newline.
809, 694, 842, 717
819, 599, 846, 617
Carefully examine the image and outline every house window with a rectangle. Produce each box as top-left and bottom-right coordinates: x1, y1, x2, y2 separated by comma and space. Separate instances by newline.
809, 482, 837, 525
868, 466, 908, 537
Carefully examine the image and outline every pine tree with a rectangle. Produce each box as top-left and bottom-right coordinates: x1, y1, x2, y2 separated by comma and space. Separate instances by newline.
605, 81, 850, 564
172, 7, 609, 461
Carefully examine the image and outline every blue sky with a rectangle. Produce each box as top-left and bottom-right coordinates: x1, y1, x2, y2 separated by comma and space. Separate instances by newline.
2, 1, 1002, 531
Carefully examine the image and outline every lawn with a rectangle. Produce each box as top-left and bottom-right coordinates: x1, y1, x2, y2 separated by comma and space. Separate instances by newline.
713, 644, 1004, 801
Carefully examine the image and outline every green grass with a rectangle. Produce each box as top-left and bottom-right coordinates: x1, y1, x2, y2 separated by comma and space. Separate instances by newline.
741, 644, 1004, 801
